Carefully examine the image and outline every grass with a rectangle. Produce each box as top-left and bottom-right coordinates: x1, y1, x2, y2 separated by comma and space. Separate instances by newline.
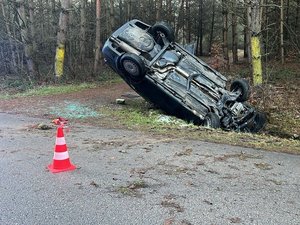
0, 67, 122, 99
101, 98, 190, 130
0, 83, 97, 99
16, 83, 97, 97
100, 98, 300, 154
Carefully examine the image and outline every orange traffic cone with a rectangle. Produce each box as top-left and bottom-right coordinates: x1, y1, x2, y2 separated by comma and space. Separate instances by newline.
48, 126, 76, 173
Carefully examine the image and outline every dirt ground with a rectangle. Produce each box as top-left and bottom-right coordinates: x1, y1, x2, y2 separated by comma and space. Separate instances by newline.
0, 82, 132, 120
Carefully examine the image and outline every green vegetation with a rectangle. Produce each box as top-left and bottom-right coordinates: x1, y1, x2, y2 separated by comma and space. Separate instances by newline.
0, 83, 96, 99
101, 98, 189, 130
100, 98, 300, 154
0, 70, 123, 100
16, 83, 97, 97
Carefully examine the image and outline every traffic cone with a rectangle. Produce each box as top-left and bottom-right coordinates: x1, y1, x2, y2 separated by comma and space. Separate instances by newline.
48, 126, 76, 173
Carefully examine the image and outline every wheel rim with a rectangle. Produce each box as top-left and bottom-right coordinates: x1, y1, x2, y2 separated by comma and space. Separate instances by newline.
123, 60, 139, 77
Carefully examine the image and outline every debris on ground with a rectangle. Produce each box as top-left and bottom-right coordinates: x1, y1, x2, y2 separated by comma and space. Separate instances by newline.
50, 101, 99, 119
254, 162, 273, 170
36, 123, 53, 130
116, 98, 126, 105
90, 181, 100, 188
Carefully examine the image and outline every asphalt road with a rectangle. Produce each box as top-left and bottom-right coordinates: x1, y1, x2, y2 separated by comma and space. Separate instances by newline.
1, 112, 300, 225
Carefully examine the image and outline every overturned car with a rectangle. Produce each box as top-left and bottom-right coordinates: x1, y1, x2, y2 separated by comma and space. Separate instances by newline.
102, 19, 266, 132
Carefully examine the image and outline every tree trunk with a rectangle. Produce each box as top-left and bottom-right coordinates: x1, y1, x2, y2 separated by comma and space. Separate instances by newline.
80, 0, 86, 65
247, 0, 264, 85
280, 0, 284, 64
1, 0, 17, 71
93, 0, 101, 74
67, 6, 74, 72
28, 0, 37, 52
295, 0, 300, 32
54, 0, 70, 78
232, 0, 238, 64
182, 0, 186, 45
51, 0, 56, 35
166, 0, 173, 27
198, 0, 203, 56
156, 0, 162, 21
127, 0, 132, 20
208, 0, 216, 54
175, 0, 185, 39
243, 5, 249, 59
246, 2, 251, 62
222, 0, 229, 69
286, 0, 290, 31
186, 0, 191, 43
16, 0, 37, 78
109, 0, 114, 32
119, 0, 124, 24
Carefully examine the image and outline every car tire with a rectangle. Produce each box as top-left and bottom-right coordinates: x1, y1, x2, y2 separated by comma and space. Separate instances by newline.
203, 112, 220, 129
246, 112, 266, 133
151, 21, 175, 44
230, 79, 250, 102
119, 53, 146, 82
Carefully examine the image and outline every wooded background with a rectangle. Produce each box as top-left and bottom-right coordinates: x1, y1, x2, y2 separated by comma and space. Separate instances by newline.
0, 0, 299, 83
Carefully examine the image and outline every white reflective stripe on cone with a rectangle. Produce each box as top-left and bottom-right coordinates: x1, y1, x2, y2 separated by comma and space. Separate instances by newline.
53, 151, 69, 160
56, 137, 66, 145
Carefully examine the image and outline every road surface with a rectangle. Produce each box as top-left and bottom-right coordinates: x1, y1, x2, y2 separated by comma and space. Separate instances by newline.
1, 112, 300, 225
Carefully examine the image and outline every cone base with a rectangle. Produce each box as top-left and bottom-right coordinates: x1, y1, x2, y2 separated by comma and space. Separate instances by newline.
48, 163, 76, 173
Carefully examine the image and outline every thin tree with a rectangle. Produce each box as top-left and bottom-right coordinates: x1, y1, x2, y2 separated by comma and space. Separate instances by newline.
119, 0, 124, 24
28, 0, 37, 52
156, 0, 163, 21
80, 0, 86, 65
16, 0, 37, 78
1, 0, 17, 71
175, 0, 185, 39
196, 0, 203, 56
109, 0, 115, 32
222, 0, 229, 69
186, 0, 191, 43
280, 0, 284, 64
295, 0, 300, 32
244, 6, 249, 59
232, 0, 238, 64
54, 0, 70, 78
208, 0, 216, 54
93, 0, 101, 74
51, 0, 57, 34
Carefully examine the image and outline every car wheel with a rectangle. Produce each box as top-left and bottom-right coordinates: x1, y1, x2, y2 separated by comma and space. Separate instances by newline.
230, 79, 250, 102
203, 112, 220, 129
151, 21, 175, 44
119, 53, 146, 82
246, 112, 266, 133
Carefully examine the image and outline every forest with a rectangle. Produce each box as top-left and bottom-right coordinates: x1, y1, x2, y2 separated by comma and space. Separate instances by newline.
0, 0, 299, 82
